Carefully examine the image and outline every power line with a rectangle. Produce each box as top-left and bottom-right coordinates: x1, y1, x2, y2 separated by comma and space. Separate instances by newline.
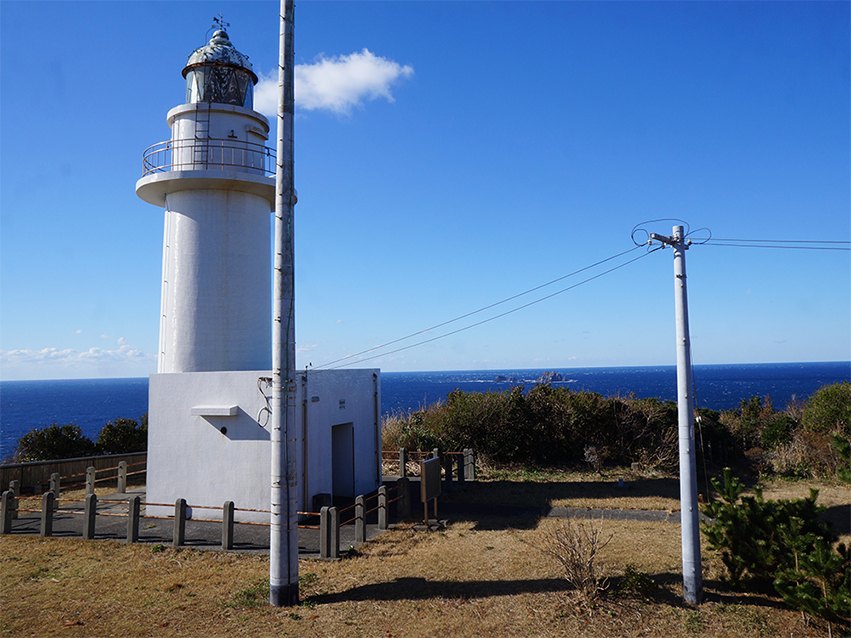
317, 246, 662, 370
313, 243, 645, 370
710, 238, 849, 244
703, 239, 849, 251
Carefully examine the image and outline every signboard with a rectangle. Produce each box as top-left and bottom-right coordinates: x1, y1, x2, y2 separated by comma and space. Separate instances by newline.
419, 457, 441, 524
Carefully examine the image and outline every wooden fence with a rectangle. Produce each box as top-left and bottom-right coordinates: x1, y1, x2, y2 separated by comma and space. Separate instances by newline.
1, 452, 147, 494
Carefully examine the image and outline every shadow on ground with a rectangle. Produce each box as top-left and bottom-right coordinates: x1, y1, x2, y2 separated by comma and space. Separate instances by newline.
443, 477, 681, 510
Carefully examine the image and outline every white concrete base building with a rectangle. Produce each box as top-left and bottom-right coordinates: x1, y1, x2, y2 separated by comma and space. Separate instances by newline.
146, 369, 381, 523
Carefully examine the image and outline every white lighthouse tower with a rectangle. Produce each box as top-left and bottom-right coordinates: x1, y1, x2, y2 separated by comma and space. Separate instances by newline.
137, 28, 273, 373
137, 25, 382, 527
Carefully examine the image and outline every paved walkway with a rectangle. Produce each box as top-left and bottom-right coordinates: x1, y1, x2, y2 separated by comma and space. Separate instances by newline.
4, 478, 684, 555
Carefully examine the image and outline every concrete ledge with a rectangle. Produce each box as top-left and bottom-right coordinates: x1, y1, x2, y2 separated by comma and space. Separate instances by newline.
191, 405, 239, 417
136, 170, 275, 208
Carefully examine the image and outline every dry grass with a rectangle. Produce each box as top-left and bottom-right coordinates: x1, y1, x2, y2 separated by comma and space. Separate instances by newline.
1, 474, 845, 637
1, 513, 841, 637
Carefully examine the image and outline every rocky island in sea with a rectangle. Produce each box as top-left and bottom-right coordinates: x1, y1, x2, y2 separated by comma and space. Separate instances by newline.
536, 371, 564, 384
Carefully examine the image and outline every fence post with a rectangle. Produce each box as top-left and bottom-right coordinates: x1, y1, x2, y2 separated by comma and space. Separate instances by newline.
399, 448, 407, 478
396, 477, 410, 519
432, 447, 439, 459
49, 473, 60, 511
222, 501, 234, 550
127, 495, 140, 543
40, 492, 55, 537
443, 455, 453, 492
464, 449, 476, 480
457, 453, 465, 485
378, 486, 388, 531
1, 491, 14, 534
319, 506, 330, 559
86, 467, 96, 496
118, 461, 127, 494
355, 495, 365, 545
329, 506, 340, 559
173, 498, 186, 548
9, 481, 19, 520
83, 493, 97, 540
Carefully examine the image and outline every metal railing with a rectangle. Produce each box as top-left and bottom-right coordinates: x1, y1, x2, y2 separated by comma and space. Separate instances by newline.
142, 138, 276, 177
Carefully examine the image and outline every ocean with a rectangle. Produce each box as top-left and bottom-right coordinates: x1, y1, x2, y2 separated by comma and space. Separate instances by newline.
1, 362, 848, 461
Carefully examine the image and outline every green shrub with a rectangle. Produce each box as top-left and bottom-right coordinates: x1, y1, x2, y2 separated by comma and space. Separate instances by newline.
702, 468, 833, 589
381, 385, 682, 468
774, 536, 850, 625
380, 383, 845, 481
12, 424, 96, 462
702, 468, 849, 625
95, 415, 148, 455
802, 381, 850, 436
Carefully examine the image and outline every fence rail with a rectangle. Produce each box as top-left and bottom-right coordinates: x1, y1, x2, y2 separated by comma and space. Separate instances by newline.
1, 453, 147, 494
381, 448, 476, 481
1, 478, 414, 557
142, 138, 275, 177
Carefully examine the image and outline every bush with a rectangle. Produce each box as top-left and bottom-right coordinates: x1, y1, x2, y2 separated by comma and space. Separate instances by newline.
702, 468, 849, 625
542, 517, 611, 604
95, 415, 148, 455
12, 414, 149, 462
12, 424, 96, 462
381, 385, 682, 468
380, 382, 846, 481
802, 382, 850, 436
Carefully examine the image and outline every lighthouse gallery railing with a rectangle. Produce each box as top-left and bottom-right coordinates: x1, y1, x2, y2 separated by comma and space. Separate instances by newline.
142, 138, 276, 177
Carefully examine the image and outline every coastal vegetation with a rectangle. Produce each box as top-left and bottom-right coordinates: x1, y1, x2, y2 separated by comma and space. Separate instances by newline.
9, 416, 148, 463
381, 381, 851, 482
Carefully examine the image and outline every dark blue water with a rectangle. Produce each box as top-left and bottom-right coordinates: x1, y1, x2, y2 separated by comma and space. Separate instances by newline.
1, 362, 848, 461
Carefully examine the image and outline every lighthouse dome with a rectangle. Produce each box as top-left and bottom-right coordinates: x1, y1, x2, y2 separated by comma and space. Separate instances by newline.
182, 30, 258, 108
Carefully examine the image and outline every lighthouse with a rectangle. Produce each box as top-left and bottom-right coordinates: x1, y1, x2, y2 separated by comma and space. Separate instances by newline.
136, 24, 382, 529
137, 28, 274, 373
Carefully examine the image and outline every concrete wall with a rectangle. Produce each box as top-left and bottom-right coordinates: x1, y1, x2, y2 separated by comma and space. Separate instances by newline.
147, 369, 380, 523
158, 188, 271, 373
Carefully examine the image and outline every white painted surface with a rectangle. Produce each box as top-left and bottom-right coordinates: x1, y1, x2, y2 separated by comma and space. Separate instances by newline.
136, 98, 275, 374
147, 369, 381, 523
157, 188, 272, 373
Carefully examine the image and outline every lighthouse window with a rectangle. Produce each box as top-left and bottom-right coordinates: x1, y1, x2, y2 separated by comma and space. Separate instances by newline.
186, 67, 253, 108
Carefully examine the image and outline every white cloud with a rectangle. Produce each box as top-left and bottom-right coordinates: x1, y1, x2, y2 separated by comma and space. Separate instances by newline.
0, 344, 156, 380
254, 49, 414, 118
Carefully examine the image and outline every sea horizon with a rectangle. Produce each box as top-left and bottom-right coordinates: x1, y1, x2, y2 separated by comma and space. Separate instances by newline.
2, 361, 849, 461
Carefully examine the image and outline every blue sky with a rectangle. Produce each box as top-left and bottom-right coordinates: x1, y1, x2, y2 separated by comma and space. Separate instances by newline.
1, 1, 849, 381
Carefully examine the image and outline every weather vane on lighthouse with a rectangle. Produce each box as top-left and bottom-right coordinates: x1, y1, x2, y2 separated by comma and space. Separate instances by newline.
212, 13, 229, 30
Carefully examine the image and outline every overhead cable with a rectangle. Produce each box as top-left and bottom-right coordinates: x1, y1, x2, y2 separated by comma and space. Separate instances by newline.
317, 246, 662, 370
313, 243, 646, 370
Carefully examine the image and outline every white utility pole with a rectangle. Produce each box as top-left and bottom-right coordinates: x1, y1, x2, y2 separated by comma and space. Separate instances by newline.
270, 0, 298, 607
650, 225, 703, 604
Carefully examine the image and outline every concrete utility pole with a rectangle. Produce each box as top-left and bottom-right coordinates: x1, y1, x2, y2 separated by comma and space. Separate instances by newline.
650, 225, 703, 605
270, 0, 299, 607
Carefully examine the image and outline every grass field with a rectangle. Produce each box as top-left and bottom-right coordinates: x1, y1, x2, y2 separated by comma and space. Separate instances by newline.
1, 471, 847, 637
